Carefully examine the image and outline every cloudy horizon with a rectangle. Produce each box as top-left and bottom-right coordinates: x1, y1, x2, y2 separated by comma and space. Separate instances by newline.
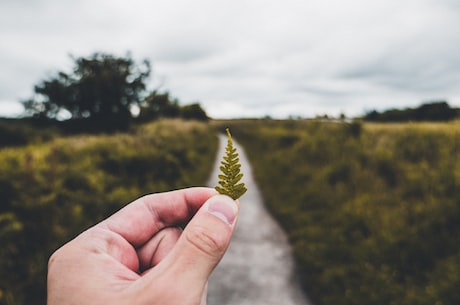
1, 0, 460, 119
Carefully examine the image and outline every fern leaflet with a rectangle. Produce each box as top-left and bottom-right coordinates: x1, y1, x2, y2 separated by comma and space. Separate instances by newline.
215, 128, 247, 200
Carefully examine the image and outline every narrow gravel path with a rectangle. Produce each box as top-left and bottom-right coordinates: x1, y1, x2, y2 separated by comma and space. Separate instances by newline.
206, 134, 312, 305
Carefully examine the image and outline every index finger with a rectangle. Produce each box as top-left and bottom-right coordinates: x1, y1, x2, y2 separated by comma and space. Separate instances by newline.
98, 187, 218, 247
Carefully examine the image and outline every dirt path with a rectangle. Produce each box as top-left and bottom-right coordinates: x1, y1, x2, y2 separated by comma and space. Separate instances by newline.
206, 134, 312, 305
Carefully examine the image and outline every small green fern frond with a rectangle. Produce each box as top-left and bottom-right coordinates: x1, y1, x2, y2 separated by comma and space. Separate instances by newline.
215, 128, 247, 200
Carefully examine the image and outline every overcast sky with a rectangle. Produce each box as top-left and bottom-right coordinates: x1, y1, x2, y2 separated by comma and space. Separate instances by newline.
1, 0, 460, 118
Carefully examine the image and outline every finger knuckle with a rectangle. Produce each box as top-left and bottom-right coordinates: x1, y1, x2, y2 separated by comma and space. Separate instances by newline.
185, 225, 227, 258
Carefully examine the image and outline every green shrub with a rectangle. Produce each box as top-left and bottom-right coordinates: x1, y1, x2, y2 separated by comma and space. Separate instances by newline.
0, 119, 58, 148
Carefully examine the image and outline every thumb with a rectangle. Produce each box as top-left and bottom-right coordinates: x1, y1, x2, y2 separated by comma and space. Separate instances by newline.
150, 195, 238, 292
174, 194, 238, 279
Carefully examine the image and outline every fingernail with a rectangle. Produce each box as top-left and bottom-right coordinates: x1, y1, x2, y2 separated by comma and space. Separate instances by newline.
207, 196, 238, 225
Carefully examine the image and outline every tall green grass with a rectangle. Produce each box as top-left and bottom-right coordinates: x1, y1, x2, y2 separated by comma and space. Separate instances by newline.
223, 119, 460, 305
0, 119, 218, 305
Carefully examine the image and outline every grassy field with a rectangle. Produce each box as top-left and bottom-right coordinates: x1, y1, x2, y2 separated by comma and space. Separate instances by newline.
0, 119, 218, 305
218, 119, 460, 305
2, 118, 459, 305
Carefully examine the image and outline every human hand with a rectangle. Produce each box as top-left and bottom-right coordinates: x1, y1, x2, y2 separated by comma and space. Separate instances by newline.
47, 187, 239, 305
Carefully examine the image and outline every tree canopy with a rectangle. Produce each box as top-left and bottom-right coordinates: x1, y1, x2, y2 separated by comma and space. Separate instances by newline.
22, 52, 209, 132
23, 53, 151, 123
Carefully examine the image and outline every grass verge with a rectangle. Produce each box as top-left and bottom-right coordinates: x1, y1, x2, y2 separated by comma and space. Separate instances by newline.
218, 119, 460, 305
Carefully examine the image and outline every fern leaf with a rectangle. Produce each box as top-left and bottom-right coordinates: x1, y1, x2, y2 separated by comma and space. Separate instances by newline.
215, 128, 247, 200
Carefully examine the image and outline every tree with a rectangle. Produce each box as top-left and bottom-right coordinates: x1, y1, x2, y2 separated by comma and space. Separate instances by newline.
23, 52, 151, 125
414, 101, 457, 121
137, 92, 209, 122
180, 103, 209, 121
137, 92, 180, 121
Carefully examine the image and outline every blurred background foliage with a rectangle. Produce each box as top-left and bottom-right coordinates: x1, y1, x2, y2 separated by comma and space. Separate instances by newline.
0, 119, 217, 305
19, 52, 208, 134
220, 119, 460, 305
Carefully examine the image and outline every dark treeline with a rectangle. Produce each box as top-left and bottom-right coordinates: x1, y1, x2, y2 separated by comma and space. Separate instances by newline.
19, 52, 208, 133
364, 101, 459, 122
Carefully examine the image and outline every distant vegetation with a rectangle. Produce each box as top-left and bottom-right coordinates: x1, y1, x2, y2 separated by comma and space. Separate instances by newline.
21, 52, 208, 132
0, 118, 59, 148
0, 119, 217, 305
221, 119, 460, 305
364, 101, 459, 122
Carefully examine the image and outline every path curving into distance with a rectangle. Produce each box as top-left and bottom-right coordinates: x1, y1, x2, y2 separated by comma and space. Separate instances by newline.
206, 134, 312, 305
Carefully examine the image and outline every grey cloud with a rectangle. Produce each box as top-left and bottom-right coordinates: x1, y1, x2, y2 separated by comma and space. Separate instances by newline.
1, 0, 460, 119
341, 50, 460, 94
